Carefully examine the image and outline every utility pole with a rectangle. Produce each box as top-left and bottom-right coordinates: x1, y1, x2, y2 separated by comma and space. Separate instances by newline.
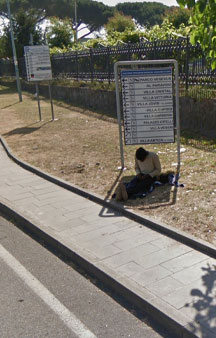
6, 0, 22, 102
74, 0, 78, 42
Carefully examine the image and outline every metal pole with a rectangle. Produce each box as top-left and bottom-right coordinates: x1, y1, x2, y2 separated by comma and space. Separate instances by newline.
74, 0, 78, 42
174, 60, 181, 170
6, 0, 22, 102
35, 83, 42, 121
29, 33, 42, 121
48, 82, 55, 120
29, 33, 33, 46
114, 63, 124, 169
185, 36, 189, 92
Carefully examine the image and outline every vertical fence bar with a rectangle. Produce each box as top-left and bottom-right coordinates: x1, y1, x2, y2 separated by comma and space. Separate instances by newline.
107, 47, 111, 84
90, 48, 94, 82
185, 36, 189, 91
76, 51, 79, 81
153, 40, 157, 59
127, 44, 131, 61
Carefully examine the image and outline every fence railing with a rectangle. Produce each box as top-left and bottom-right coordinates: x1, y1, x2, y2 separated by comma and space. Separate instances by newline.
1, 37, 216, 90
0, 37, 216, 152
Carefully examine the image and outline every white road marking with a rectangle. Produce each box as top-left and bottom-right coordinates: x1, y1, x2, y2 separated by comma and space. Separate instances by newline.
0, 244, 97, 338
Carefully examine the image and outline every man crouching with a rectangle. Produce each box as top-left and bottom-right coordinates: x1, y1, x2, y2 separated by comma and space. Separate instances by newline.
115, 147, 161, 201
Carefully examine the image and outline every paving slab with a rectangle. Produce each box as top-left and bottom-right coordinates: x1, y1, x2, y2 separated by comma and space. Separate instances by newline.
0, 137, 216, 338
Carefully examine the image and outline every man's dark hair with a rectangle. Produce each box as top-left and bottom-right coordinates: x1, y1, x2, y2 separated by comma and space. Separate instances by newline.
136, 147, 149, 161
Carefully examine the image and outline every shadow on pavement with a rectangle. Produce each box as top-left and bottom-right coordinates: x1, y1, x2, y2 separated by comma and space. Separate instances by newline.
185, 263, 216, 337
98, 169, 124, 218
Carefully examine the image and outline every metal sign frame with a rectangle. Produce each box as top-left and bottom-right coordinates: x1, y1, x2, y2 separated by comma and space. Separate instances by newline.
114, 60, 180, 170
24, 45, 52, 82
24, 45, 55, 121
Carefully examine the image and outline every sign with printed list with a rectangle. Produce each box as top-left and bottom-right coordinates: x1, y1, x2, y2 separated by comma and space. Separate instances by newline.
121, 68, 174, 145
24, 45, 52, 82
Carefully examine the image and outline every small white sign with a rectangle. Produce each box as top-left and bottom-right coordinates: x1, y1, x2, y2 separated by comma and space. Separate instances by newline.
24, 45, 52, 82
121, 68, 174, 145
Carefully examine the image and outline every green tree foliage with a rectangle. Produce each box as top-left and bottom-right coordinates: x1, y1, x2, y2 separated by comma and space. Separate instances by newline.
116, 2, 168, 27
0, 0, 114, 41
177, 0, 216, 69
144, 19, 190, 41
0, 0, 48, 58
49, 17, 191, 55
73, 0, 114, 39
50, 15, 191, 54
46, 17, 74, 48
0, 0, 49, 23
0, 34, 8, 59
105, 11, 135, 34
0, 9, 43, 58
164, 6, 191, 28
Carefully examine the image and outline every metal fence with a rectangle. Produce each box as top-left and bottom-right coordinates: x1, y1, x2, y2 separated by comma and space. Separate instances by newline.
1, 37, 216, 90
49, 37, 216, 90
0, 37, 216, 151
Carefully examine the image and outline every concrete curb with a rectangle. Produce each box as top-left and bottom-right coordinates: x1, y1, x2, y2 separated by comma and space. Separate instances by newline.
0, 198, 195, 338
1, 136, 213, 337
1, 136, 216, 259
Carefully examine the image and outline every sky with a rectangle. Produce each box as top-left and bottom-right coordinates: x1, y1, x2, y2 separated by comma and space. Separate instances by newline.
99, 0, 179, 7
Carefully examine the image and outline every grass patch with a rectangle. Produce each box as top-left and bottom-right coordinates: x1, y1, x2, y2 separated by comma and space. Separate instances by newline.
0, 85, 216, 245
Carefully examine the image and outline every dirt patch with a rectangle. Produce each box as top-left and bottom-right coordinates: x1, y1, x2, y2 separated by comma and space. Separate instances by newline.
0, 86, 216, 245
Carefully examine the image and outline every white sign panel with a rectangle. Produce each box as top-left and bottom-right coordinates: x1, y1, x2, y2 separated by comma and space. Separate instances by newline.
121, 68, 174, 145
24, 45, 52, 82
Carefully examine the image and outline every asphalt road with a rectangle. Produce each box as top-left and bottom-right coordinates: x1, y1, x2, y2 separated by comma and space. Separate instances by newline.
0, 213, 171, 338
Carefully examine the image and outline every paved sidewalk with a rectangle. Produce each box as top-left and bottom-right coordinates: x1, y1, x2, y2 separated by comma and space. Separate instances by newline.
0, 139, 216, 338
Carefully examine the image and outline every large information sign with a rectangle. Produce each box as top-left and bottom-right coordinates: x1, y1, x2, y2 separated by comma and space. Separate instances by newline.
24, 45, 52, 82
121, 68, 174, 145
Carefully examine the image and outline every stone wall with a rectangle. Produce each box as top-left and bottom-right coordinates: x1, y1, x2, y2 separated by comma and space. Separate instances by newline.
12, 81, 216, 137
179, 96, 216, 137
21, 81, 116, 118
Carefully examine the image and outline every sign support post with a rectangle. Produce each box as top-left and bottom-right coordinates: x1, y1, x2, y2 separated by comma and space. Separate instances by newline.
114, 59, 180, 170
114, 65, 125, 169
174, 63, 181, 171
48, 82, 55, 121
24, 45, 54, 121
35, 82, 42, 121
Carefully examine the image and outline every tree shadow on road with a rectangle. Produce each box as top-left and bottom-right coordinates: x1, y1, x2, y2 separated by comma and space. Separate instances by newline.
184, 263, 216, 337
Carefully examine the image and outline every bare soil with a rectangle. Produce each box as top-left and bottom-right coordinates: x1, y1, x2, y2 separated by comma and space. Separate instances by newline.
0, 86, 216, 244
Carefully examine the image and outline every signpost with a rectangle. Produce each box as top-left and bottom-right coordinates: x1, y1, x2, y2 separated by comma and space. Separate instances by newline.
24, 45, 55, 120
114, 60, 180, 170
24, 45, 52, 82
